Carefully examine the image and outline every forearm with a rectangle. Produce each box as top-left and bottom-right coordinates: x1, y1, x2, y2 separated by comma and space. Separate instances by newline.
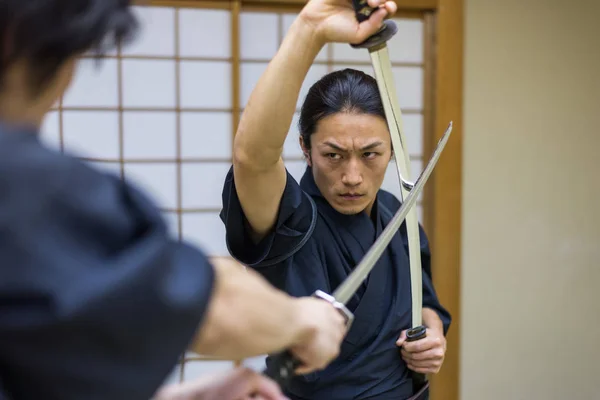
233, 17, 324, 169
191, 257, 309, 359
422, 307, 444, 334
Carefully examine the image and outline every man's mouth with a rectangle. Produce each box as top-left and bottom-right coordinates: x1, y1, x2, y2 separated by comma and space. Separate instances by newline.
339, 193, 364, 200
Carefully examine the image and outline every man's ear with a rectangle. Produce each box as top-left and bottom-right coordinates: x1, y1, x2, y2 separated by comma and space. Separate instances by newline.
299, 135, 312, 167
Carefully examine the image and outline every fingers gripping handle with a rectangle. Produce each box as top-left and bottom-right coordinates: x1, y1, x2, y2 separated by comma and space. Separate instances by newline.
263, 290, 353, 388
406, 325, 428, 389
350, 0, 398, 49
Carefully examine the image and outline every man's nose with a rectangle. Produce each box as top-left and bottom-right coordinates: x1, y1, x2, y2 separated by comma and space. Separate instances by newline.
341, 159, 363, 186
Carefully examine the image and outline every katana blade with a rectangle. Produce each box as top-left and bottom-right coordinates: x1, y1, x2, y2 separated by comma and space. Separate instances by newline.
332, 123, 452, 304
368, 43, 425, 327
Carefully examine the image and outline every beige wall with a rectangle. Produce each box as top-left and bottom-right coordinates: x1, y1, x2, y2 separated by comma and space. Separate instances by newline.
461, 0, 600, 398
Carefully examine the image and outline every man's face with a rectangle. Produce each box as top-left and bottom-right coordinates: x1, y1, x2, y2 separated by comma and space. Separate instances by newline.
302, 112, 391, 216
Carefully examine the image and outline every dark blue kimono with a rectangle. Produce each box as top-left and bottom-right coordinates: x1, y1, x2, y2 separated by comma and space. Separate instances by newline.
221, 165, 451, 400
0, 123, 215, 400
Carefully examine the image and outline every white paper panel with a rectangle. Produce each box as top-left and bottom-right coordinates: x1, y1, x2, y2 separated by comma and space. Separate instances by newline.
401, 114, 424, 156
123, 112, 177, 159
392, 66, 423, 110
124, 163, 177, 209
122, 60, 176, 108
84, 161, 122, 177
62, 111, 119, 159
387, 19, 424, 64
240, 12, 279, 60
181, 112, 232, 159
411, 158, 423, 177
62, 59, 118, 107
281, 14, 328, 61
240, 62, 267, 107
162, 211, 180, 237
180, 61, 231, 109
297, 64, 329, 110
331, 42, 371, 63
40, 111, 60, 150
285, 160, 308, 184
181, 213, 228, 256
122, 6, 175, 57
181, 163, 231, 209
283, 112, 302, 159
179, 9, 231, 58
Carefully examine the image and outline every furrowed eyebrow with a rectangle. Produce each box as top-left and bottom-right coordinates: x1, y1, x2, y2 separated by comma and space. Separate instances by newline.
322, 141, 347, 152
320, 141, 384, 152
360, 141, 384, 151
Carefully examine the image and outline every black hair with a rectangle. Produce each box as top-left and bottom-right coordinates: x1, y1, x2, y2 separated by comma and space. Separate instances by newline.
298, 68, 386, 150
0, 0, 138, 94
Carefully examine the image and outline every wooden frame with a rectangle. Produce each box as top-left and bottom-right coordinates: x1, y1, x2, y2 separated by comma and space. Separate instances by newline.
143, 0, 463, 399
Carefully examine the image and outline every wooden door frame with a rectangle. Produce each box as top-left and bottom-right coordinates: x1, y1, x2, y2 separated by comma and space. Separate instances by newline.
144, 1, 464, 399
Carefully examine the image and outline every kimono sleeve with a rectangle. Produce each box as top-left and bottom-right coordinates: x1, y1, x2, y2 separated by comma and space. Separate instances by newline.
0, 135, 215, 400
219, 166, 315, 268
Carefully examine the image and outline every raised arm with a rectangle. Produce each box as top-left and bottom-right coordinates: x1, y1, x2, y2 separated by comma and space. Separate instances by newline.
232, 0, 397, 242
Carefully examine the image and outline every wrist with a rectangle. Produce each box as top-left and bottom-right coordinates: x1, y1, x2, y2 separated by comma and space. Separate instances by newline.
288, 14, 326, 57
422, 307, 444, 334
289, 298, 318, 347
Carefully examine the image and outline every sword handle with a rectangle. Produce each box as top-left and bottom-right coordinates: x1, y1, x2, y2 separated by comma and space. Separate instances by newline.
406, 325, 428, 390
262, 290, 353, 388
350, 0, 398, 49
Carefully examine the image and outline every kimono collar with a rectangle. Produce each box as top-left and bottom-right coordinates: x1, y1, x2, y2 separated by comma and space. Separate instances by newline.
299, 165, 322, 198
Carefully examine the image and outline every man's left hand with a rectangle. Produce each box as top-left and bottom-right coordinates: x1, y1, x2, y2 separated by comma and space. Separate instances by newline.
396, 327, 446, 374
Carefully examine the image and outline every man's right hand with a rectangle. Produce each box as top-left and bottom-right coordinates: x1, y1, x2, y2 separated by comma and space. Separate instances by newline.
298, 0, 398, 47
289, 297, 348, 375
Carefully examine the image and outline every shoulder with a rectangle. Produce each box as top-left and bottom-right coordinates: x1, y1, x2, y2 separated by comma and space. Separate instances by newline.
220, 165, 316, 268
0, 130, 119, 196
0, 130, 166, 238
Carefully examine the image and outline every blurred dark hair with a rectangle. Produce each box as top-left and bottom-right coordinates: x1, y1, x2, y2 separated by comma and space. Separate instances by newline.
0, 0, 138, 93
298, 68, 386, 149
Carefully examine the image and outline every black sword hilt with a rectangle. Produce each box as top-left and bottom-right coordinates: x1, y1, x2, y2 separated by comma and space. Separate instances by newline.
262, 290, 354, 388
406, 325, 428, 390
350, 0, 399, 49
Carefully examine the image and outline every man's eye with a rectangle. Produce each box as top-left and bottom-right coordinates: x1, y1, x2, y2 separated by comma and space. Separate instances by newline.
326, 153, 340, 159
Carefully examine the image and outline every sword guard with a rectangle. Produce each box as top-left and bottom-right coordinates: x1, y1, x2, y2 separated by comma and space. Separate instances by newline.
262, 290, 354, 388
406, 325, 427, 342
351, 20, 398, 49
312, 289, 354, 329
349, 1, 398, 49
